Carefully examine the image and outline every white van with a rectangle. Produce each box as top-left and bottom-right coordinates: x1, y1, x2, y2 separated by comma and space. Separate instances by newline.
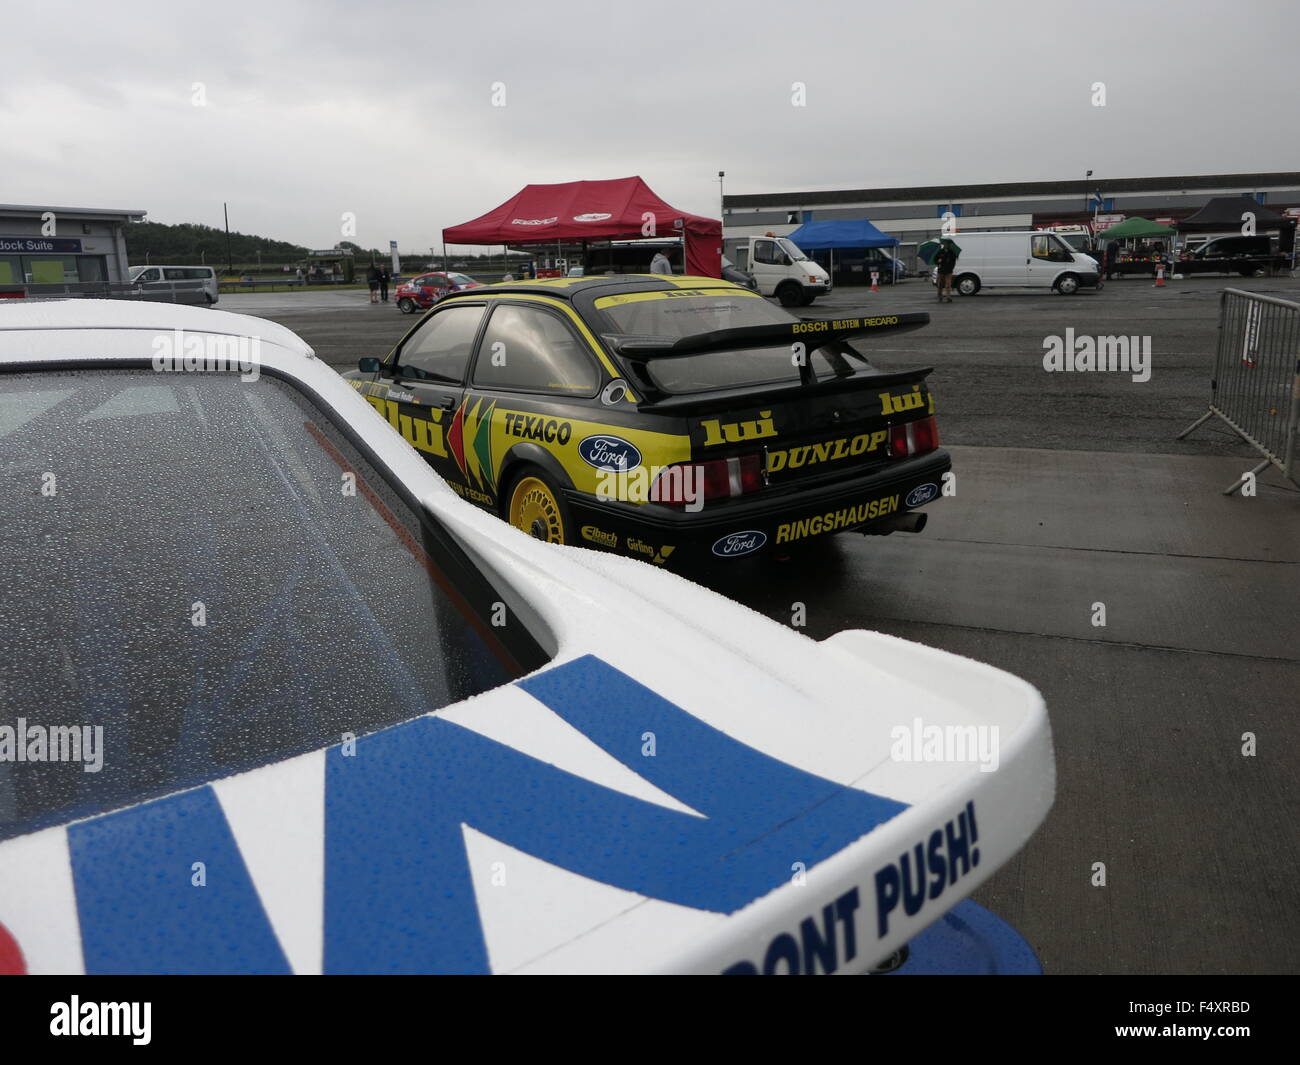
723, 235, 831, 306
933, 232, 1101, 295
129, 265, 219, 305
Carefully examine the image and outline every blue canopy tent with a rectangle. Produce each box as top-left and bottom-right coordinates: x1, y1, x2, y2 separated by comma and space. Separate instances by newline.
786, 219, 899, 249
786, 219, 901, 284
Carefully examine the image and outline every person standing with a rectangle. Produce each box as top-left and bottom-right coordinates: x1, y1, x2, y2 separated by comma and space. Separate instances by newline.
379, 264, 391, 302
650, 249, 673, 275
366, 262, 381, 303
1105, 239, 1120, 281
933, 238, 959, 302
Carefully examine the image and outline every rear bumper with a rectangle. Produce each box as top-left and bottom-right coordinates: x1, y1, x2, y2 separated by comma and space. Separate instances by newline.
564, 449, 952, 566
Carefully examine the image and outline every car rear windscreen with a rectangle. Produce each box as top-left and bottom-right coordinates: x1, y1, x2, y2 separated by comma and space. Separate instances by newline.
595, 291, 869, 394
0, 367, 548, 841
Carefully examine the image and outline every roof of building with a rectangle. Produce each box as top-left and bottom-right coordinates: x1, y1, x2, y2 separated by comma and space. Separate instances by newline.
0, 204, 147, 220
725, 172, 1300, 209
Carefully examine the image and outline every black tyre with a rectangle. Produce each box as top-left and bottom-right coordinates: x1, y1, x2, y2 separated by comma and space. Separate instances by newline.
397, 297, 416, 314
1055, 273, 1080, 295
777, 283, 803, 307
955, 274, 980, 296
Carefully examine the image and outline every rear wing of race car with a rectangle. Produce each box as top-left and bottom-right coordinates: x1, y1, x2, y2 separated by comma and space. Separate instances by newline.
605, 311, 933, 410
609, 311, 930, 361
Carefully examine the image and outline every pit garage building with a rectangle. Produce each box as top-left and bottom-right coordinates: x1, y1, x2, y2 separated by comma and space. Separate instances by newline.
0, 203, 144, 288
723, 172, 1300, 267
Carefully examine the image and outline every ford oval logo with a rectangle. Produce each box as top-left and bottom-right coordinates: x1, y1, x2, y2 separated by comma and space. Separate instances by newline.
578, 434, 642, 472
906, 483, 939, 507
711, 530, 768, 558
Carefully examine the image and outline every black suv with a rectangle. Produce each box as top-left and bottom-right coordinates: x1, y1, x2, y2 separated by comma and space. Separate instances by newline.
1181, 235, 1285, 277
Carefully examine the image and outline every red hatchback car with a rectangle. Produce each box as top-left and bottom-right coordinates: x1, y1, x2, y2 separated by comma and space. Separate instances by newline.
394, 271, 482, 313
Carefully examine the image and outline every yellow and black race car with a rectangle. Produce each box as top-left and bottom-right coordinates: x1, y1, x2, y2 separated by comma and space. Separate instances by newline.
344, 274, 950, 567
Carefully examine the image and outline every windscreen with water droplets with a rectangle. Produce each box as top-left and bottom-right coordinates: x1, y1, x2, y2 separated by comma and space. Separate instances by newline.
0, 367, 548, 841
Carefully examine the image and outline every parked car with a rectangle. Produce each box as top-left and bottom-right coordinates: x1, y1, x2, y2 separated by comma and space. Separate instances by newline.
860, 248, 907, 283
0, 299, 1054, 975
927, 232, 1101, 295
723, 236, 832, 306
1179, 235, 1284, 277
127, 264, 219, 305
394, 271, 482, 314
347, 274, 949, 568
721, 254, 758, 290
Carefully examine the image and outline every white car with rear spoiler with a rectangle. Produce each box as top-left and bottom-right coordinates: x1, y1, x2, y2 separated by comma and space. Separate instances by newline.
0, 300, 1054, 975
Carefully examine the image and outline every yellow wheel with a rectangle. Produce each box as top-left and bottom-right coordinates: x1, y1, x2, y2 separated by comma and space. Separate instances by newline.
507, 473, 568, 544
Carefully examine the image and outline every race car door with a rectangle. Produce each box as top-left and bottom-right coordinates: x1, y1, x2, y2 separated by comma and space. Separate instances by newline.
383, 300, 486, 497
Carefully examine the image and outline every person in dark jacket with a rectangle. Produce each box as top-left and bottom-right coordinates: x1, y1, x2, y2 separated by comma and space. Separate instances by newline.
1105, 240, 1121, 280
379, 265, 391, 302
366, 263, 381, 304
934, 238, 959, 302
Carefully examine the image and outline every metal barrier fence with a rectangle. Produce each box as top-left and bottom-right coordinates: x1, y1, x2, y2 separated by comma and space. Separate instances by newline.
0, 281, 212, 305
1178, 288, 1300, 494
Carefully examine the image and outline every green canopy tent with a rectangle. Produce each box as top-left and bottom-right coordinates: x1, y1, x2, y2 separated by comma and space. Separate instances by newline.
1094, 217, 1176, 240
1094, 217, 1177, 279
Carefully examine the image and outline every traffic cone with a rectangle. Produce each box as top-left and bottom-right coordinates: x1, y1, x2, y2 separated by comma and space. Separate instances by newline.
870, 270, 879, 292
1154, 265, 1166, 287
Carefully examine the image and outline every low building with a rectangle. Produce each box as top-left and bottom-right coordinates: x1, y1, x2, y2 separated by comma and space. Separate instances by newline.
0, 203, 145, 288
723, 172, 1300, 260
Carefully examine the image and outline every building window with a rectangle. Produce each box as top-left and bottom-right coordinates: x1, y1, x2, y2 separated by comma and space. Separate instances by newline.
17, 254, 107, 284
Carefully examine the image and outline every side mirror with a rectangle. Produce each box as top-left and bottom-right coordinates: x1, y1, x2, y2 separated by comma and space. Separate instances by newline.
358, 356, 383, 374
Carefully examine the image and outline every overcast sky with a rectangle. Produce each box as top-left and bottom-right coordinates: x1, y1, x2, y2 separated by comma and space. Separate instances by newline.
3, 0, 1296, 253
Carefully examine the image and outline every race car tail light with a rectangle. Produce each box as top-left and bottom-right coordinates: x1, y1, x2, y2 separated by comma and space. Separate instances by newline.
652, 455, 764, 506
888, 416, 940, 458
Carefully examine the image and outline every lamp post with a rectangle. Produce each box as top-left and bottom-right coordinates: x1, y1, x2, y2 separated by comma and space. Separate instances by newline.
718, 170, 725, 227
1084, 170, 1093, 216
223, 202, 233, 277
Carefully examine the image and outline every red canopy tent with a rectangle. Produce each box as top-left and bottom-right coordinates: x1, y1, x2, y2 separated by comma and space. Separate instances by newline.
442, 176, 722, 278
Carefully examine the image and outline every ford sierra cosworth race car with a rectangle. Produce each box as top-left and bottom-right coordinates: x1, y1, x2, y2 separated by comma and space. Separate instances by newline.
344, 274, 950, 567
0, 300, 1052, 975
394, 270, 483, 314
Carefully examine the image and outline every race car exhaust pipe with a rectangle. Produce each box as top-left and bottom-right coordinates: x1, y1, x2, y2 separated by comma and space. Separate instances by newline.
864, 511, 928, 536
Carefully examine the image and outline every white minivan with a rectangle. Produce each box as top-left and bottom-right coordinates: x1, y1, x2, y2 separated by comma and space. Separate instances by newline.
933, 231, 1101, 295
129, 265, 219, 305
723, 235, 831, 306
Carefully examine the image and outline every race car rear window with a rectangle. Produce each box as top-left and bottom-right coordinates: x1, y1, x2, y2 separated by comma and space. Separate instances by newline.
0, 368, 549, 842
595, 289, 791, 338
640, 343, 852, 394
593, 290, 867, 393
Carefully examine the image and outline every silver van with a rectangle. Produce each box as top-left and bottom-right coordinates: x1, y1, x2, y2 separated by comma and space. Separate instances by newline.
128, 265, 219, 305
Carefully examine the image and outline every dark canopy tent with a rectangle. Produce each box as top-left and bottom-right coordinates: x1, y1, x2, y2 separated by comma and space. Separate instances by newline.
785, 219, 899, 249
1176, 197, 1290, 232
442, 176, 722, 277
